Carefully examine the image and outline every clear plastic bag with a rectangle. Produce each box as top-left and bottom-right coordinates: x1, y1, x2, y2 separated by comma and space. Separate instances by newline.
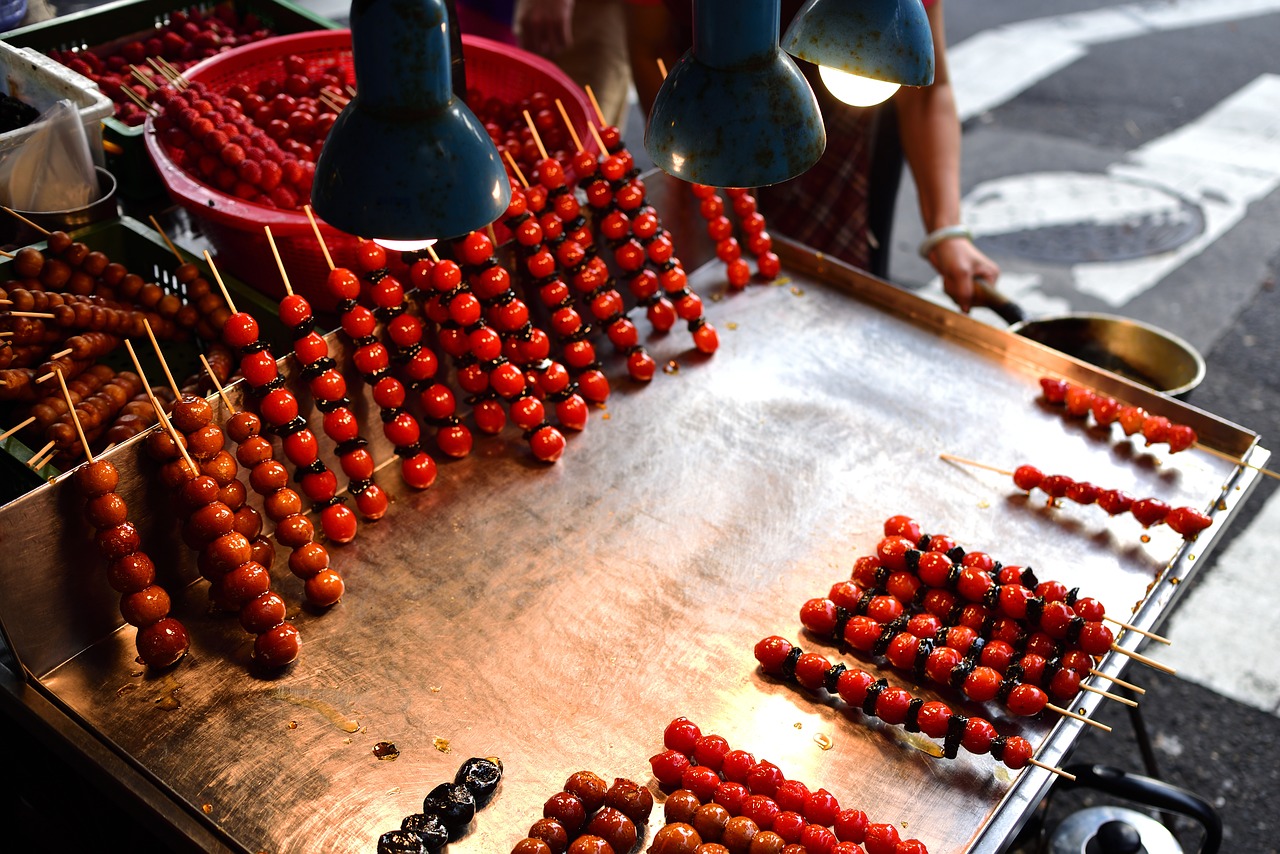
0, 98, 98, 212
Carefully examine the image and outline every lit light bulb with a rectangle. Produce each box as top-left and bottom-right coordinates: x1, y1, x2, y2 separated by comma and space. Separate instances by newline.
818, 64, 901, 107
372, 237, 438, 252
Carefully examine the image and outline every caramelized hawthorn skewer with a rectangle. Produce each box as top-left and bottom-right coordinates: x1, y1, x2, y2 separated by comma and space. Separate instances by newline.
126, 340, 301, 668
199, 354, 346, 608
58, 368, 190, 668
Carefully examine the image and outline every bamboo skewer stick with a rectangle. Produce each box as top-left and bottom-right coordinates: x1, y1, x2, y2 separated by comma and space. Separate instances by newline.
143, 318, 182, 400
1104, 615, 1170, 645
1, 207, 51, 235
1092, 669, 1146, 694
554, 99, 583, 152
302, 205, 335, 271
1029, 758, 1076, 781
125, 340, 196, 474
584, 84, 606, 126
263, 226, 294, 296
0, 416, 36, 442
56, 369, 93, 463
501, 150, 529, 188
1111, 643, 1176, 675
521, 110, 550, 160
1046, 703, 1111, 732
1080, 683, 1138, 707
939, 452, 1012, 476
1193, 441, 1280, 481
27, 439, 56, 468
148, 214, 186, 263
585, 122, 609, 158
129, 65, 158, 90
204, 251, 238, 313
200, 354, 236, 413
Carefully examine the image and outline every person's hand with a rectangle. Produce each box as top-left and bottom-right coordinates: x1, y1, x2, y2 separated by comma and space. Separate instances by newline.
926, 237, 1001, 314
516, 0, 575, 58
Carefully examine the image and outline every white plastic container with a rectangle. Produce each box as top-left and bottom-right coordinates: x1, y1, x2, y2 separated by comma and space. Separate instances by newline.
0, 40, 114, 166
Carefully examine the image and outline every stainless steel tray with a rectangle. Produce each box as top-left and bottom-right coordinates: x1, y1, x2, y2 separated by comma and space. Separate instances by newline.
0, 234, 1266, 854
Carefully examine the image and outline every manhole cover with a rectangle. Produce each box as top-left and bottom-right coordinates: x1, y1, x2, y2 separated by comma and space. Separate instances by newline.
966, 172, 1205, 264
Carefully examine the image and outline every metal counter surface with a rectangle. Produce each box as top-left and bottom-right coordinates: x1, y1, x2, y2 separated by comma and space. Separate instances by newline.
0, 244, 1265, 854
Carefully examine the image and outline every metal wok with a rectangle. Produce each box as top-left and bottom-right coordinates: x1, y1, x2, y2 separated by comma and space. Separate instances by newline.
974, 280, 1206, 398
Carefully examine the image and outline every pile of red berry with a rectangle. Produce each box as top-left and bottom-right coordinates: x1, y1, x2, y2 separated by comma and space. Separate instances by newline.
470, 89, 576, 181
153, 77, 318, 210
46, 4, 282, 126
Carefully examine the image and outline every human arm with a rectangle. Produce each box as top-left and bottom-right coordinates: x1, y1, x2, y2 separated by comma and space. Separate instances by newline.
515, 0, 575, 58
626, 1, 676, 116
894, 0, 999, 312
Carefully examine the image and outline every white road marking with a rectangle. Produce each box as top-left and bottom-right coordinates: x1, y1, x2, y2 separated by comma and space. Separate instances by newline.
1163, 486, 1280, 716
1075, 74, 1280, 304
965, 172, 1193, 234
949, 0, 1280, 122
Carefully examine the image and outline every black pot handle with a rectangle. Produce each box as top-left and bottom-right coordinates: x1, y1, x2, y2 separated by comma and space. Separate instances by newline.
1062, 764, 1223, 854
971, 277, 1027, 326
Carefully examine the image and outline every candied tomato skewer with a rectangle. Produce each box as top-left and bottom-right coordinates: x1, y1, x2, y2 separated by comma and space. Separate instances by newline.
650, 712, 937, 850
212, 254, 358, 544
756, 637, 1054, 777
266, 226, 389, 520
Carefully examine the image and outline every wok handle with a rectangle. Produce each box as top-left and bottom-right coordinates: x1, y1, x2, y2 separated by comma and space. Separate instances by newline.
972, 277, 1027, 326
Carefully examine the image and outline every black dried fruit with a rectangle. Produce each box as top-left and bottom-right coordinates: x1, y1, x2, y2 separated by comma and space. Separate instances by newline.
377, 829, 427, 854
401, 813, 448, 851
454, 756, 503, 808
422, 782, 476, 840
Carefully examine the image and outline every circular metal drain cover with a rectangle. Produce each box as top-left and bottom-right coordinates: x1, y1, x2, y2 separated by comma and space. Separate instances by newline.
966, 172, 1205, 264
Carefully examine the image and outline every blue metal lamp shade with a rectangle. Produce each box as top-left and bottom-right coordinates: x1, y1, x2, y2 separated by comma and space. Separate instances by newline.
645, 0, 826, 188
782, 0, 935, 87
311, 0, 510, 241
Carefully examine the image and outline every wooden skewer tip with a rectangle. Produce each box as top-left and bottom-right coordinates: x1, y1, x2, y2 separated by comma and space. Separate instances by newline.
199, 353, 235, 413
1090, 669, 1146, 694
1104, 615, 1171, 645
1079, 683, 1139, 707
1028, 758, 1076, 781
501, 150, 529, 188
0, 415, 37, 442
554, 98, 584, 153
1046, 703, 1112, 732
203, 250, 237, 313
55, 368, 93, 464
1110, 643, 1176, 675
142, 317, 182, 400
27, 439, 56, 468
302, 206, 336, 271
263, 226, 293, 295
2, 206, 52, 235
938, 452, 1015, 477
521, 109, 549, 160
584, 84, 606, 126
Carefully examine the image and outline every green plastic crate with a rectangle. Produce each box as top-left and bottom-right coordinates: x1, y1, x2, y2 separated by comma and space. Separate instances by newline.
0, 213, 286, 505
2, 0, 340, 201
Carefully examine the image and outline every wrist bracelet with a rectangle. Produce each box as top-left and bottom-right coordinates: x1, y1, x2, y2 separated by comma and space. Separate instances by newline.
918, 224, 973, 258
